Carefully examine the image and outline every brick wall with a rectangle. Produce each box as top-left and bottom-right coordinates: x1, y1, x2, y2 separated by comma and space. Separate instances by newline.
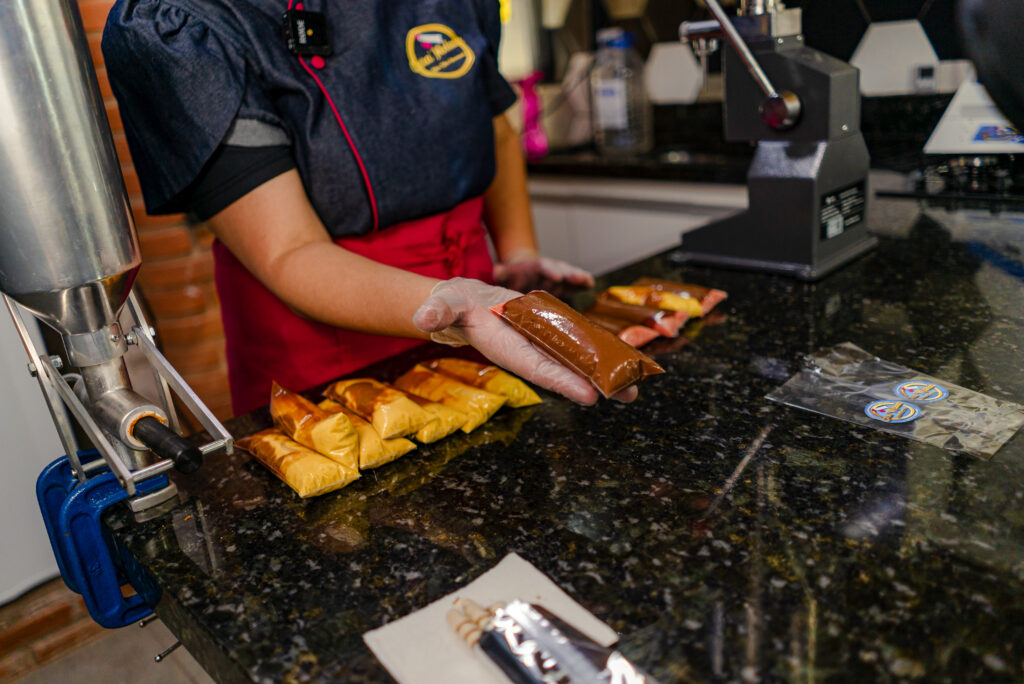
0, 579, 104, 680
81, 0, 233, 422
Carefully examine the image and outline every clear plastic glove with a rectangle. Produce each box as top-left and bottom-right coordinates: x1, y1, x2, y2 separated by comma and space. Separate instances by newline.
492, 250, 595, 296
413, 278, 638, 405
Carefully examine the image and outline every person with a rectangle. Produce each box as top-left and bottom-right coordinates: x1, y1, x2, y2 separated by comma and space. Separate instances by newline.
103, 0, 635, 415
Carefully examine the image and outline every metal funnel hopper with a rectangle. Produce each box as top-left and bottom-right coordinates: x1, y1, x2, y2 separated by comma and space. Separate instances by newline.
0, 0, 141, 337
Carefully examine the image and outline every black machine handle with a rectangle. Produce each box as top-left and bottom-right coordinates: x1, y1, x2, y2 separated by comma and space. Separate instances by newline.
133, 417, 202, 474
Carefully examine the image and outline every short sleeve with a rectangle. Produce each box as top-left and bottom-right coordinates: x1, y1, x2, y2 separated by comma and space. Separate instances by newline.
474, 0, 518, 115
184, 143, 295, 222
102, 0, 262, 214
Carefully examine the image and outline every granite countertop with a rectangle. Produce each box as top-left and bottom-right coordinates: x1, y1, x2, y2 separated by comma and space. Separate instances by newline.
106, 197, 1024, 683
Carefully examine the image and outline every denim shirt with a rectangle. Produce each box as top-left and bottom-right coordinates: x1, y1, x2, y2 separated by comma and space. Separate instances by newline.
102, 0, 517, 237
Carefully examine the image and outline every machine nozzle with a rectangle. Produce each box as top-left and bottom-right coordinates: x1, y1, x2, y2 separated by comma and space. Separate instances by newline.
132, 417, 203, 474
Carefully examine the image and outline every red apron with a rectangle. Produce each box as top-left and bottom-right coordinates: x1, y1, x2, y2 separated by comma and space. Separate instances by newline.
213, 196, 493, 416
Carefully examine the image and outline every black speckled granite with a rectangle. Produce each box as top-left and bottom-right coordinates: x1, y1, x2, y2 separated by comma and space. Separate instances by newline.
107, 200, 1024, 683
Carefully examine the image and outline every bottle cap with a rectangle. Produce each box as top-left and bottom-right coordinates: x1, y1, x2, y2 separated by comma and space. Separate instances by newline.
596, 27, 635, 48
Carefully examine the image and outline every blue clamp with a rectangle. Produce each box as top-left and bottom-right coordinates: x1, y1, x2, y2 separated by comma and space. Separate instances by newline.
36, 453, 166, 628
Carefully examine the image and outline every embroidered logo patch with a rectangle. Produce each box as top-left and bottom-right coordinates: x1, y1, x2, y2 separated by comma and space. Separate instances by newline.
893, 380, 948, 403
406, 24, 475, 79
864, 400, 921, 424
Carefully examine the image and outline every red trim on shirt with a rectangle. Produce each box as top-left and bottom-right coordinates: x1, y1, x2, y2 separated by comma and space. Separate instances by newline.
287, 0, 380, 231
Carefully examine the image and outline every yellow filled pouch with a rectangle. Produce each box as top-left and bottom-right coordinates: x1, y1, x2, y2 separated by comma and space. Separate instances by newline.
424, 358, 542, 408
325, 378, 433, 439
319, 399, 416, 469
393, 365, 506, 433
236, 428, 358, 498
606, 286, 704, 318
269, 382, 360, 473
404, 392, 468, 443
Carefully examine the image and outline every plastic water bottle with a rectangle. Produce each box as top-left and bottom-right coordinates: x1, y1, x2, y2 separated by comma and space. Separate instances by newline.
590, 28, 652, 155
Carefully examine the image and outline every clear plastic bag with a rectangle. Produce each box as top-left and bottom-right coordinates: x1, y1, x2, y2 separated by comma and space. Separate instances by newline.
766, 343, 1024, 458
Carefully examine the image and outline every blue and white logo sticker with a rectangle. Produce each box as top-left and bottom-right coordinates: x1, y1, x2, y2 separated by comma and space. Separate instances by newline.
865, 400, 921, 424
893, 381, 948, 403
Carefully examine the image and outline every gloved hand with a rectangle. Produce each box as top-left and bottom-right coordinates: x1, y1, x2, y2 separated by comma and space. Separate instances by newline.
413, 278, 638, 405
492, 250, 594, 296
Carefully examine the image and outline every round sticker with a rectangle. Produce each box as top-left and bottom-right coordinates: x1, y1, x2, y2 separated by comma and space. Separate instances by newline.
893, 381, 948, 403
864, 400, 921, 424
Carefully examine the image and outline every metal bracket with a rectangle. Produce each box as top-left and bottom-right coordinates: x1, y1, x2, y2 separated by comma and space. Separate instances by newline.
123, 292, 183, 433
5, 294, 190, 498
38, 354, 139, 496
132, 324, 233, 456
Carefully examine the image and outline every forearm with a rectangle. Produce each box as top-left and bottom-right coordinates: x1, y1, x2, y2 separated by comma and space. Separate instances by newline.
483, 114, 539, 261
266, 244, 438, 339
208, 170, 437, 339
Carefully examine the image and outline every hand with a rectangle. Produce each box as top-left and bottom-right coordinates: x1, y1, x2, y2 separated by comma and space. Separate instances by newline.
492, 251, 595, 296
413, 278, 638, 405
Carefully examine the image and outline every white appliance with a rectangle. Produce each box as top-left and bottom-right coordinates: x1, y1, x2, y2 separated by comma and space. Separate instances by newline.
925, 79, 1024, 155
0, 311, 62, 604
499, 0, 542, 81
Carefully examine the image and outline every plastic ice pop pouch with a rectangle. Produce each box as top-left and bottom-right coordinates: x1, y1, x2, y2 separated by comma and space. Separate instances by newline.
766, 342, 1024, 458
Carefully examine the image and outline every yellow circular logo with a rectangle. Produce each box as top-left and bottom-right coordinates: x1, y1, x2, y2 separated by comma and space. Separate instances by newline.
406, 24, 475, 79
864, 400, 921, 424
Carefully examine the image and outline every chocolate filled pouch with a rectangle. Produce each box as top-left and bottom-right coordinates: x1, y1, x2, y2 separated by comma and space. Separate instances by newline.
325, 378, 433, 439
236, 428, 359, 498
318, 399, 416, 468
424, 357, 542, 408
630, 277, 728, 315
269, 382, 360, 472
587, 292, 688, 337
492, 290, 665, 399
766, 342, 1024, 458
393, 365, 506, 432
402, 392, 468, 443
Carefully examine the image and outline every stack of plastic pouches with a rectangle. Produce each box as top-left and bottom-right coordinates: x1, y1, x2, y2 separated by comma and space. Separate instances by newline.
582, 277, 728, 348
767, 342, 1024, 458
236, 359, 541, 497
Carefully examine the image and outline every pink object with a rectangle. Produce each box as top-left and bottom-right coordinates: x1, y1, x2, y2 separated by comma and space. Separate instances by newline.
646, 310, 689, 338
516, 71, 548, 161
294, 2, 304, 8
310, 55, 326, 69
701, 289, 729, 315
619, 326, 660, 348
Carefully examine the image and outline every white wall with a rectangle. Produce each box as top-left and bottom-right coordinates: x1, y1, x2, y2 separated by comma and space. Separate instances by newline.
0, 307, 63, 604
529, 177, 747, 275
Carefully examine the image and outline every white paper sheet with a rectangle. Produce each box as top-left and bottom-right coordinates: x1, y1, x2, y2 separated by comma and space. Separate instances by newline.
363, 552, 618, 684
